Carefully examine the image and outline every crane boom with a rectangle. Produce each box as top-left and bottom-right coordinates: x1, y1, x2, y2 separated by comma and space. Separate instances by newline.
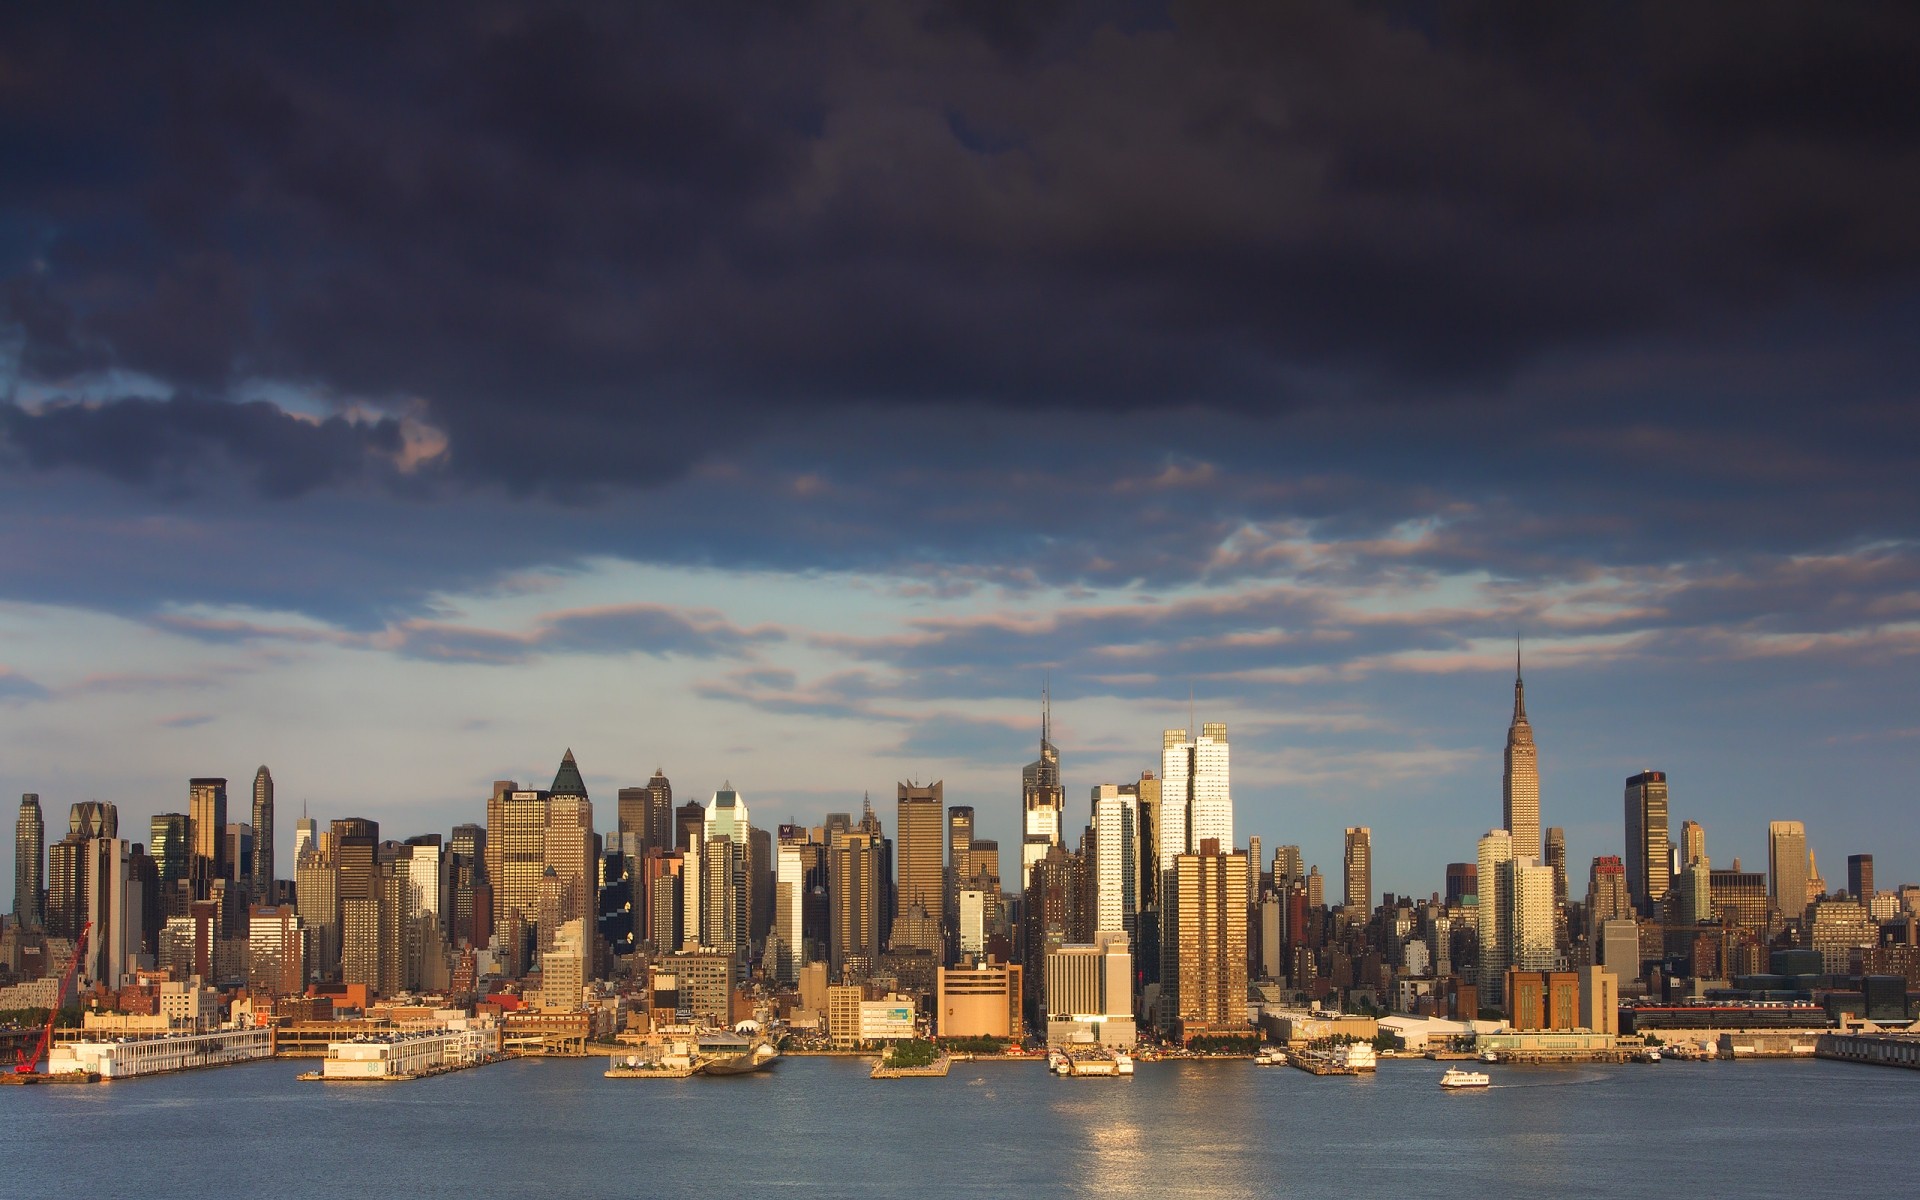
14, 921, 91, 1075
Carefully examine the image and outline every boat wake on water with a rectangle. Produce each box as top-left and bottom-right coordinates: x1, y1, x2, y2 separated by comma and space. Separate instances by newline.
1487, 1070, 1607, 1088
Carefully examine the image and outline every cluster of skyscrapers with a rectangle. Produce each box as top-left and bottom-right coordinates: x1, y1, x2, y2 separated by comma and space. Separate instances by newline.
3, 664, 1914, 1044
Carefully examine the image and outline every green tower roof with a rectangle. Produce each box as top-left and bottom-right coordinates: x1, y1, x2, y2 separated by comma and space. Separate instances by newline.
550, 749, 588, 797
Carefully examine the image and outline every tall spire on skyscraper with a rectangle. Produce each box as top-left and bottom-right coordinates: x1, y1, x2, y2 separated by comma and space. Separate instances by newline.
1041, 671, 1051, 751
1513, 635, 1528, 723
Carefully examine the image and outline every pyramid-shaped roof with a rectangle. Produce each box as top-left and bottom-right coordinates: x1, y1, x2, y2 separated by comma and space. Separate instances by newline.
550, 749, 588, 796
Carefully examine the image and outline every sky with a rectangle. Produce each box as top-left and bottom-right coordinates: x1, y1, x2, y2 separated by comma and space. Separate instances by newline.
3, 2, 1919, 906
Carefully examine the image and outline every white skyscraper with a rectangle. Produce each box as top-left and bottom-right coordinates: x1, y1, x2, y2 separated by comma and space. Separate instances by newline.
702, 786, 751, 956
407, 843, 441, 919
1476, 829, 1514, 1005
773, 843, 803, 984
958, 888, 986, 955
682, 836, 703, 949
292, 813, 317, 862
1510, 859, 1556, 970
1091, 784, 1139, 938
1159, 722, 1231, 864
704, 785, 750, 844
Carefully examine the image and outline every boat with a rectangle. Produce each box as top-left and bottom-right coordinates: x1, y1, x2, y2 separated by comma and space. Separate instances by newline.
1480, 1050, 1499, 1064
1636, 1046, 1662, 1064
1254, 1048, 1284, 1066
1440, 1067, 1490, 1089
696, 1040, 780, 1076
1048, 1049, 1070, 1075
1114, 1052, 1134, 1076
606, 1032, 779, 1078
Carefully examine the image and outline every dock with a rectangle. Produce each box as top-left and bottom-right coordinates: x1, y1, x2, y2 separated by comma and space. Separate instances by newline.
1815, 1031, 1920, 1070
47, 1026, 275, 1081
308, 1026, 496, 1082
871, 1055, 952, 1079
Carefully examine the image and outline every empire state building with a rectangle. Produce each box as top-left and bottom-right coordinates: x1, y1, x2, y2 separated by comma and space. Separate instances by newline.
1503, 648, 1541, 861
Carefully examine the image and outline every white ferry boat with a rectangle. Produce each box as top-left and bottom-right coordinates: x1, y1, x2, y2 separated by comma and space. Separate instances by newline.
1439, 1067, 1490, 1089
1254, 1047, 1284, 1066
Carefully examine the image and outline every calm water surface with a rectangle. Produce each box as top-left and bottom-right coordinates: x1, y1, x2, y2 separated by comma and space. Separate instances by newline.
6, 1054, 1914, 1198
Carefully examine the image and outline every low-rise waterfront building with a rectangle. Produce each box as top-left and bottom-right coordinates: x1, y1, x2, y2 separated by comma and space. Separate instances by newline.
49, 1026, 275, 1078
934, 961, 1022, 1040
857, 994, 917, 1043
319, 1024, 494, 1080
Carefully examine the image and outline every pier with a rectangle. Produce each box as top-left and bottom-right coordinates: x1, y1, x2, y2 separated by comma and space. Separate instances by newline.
1815, 1031, 1920, 1070
46, 1027, 275, 1081
310, 1027, 497, 1082
871, 1055, 953, 1079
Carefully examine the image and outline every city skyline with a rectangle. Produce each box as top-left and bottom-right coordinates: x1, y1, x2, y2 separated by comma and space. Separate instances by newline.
4, 9, 1920, 1195
0, 665, 1903, 915
3, 5, 1918, 919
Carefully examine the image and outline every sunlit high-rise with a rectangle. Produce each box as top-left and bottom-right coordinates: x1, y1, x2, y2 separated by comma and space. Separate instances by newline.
1502, 649, 1540, 860
1587, 855, 1630, 927
1091, 784, 1139, 938
14, 793, 44, 929
1624, 770, 1669, 917
894, 781, 945, 953
486, 781, 547, 935
188, 777, 227, 899
251, 765, 274, 900
1476, 828, 1514, 1005
1769, 820, 1810, 923
1343, 827, 1371, 911
1168, 838, 1247, 1041
544, 751, 595, 946
1159, 722, 1231, 869
1511, 859, 1556, 970
1680, 819, 1707, 869
1022, 689, 1065, 877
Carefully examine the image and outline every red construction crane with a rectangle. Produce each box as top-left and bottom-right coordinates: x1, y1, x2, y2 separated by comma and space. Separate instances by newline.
13, 921, 91, 1076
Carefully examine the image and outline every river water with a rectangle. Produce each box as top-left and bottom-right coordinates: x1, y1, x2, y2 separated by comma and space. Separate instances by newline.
6, 1054, 1913, 1197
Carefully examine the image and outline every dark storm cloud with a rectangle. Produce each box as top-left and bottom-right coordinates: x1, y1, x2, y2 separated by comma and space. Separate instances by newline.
0, 0, 1916, 650
1, 393, 406, 497
5, 1, 1920, 489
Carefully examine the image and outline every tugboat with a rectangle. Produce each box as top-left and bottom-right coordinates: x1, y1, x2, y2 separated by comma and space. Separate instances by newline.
1440, 1066, 1491, 1089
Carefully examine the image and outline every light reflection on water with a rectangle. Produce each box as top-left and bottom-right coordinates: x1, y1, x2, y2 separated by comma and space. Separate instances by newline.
3, 1055, 1913, 1198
